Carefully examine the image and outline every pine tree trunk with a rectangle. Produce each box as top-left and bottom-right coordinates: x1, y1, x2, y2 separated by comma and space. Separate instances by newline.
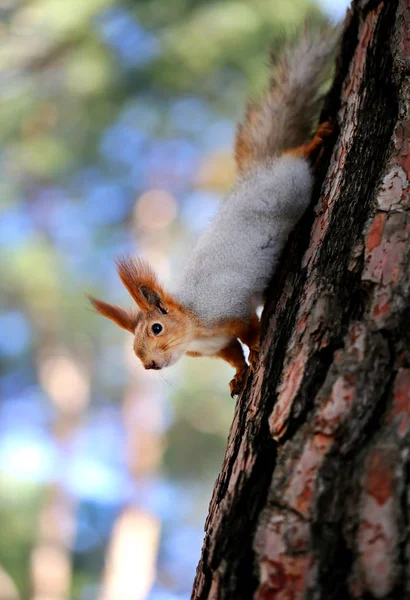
191, 1, 410, 598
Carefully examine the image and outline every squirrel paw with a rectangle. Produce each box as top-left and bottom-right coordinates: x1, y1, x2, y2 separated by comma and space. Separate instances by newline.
287, 118, 335, 165
249, 347, 260, 371
229, 367, 248, 398
315, 119, 335, 141
305, 119, 336, 167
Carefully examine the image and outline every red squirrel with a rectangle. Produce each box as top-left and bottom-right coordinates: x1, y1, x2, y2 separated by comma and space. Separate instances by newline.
89, 26, 338, 397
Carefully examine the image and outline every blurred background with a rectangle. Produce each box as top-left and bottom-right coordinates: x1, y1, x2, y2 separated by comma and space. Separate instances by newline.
0, 0, 348, 598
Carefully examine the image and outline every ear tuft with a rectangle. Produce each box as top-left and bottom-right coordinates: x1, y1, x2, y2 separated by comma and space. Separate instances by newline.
87, 295, 137, 333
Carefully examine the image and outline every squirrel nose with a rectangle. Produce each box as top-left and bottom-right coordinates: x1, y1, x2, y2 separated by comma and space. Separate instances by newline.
146, 361, 160, 370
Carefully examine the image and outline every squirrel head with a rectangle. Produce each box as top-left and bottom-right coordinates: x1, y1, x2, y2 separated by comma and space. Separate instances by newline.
88, 257, 194, 370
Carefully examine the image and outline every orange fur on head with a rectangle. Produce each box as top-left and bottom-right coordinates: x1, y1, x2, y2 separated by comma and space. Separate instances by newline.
132, 305, 194, 369
88, 256, 197, 370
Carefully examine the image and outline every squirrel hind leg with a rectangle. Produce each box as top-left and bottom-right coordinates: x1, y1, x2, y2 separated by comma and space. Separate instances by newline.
229, 366, 248, 398
285, 119, 335, 167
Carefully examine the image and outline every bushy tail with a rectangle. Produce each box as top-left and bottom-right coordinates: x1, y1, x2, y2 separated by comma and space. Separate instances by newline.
235, 24, 340, 173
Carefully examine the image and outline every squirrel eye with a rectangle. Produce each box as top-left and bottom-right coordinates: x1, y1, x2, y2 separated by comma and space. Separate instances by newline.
151, 323, 163, 335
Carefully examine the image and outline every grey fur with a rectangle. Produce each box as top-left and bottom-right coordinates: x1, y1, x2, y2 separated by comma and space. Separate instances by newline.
174, 156, 312, 323
172, 27, 339, 325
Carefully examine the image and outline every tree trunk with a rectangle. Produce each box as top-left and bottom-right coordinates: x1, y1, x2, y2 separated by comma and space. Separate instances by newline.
191, 1, 410, 598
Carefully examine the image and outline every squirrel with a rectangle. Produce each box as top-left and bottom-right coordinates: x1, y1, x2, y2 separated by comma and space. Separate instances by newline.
89, 26, 338, 397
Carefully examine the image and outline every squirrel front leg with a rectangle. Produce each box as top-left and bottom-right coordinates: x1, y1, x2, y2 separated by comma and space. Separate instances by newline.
234, 315, 261, 371
216, 340, 248, 398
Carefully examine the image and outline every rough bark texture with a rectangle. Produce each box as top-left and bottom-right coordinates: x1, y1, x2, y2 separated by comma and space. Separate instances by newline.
191, 1, 410, 598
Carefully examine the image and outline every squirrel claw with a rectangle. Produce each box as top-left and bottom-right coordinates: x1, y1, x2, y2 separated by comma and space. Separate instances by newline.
229, 367, 248, 397
249, 347, 260, 371
315, 119, 335, 140
305, 119, 336, 168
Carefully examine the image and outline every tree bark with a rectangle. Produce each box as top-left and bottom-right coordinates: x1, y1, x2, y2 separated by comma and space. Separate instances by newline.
191, 1, 410, 598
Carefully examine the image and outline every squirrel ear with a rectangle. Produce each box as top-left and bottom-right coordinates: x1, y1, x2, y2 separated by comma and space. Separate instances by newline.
139, 285, 168, 314
88, 296, 137, 333
115, 256, 169, 314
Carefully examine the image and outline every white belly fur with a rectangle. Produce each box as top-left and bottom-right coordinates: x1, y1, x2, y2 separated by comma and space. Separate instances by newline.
187, 335, 232, 356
